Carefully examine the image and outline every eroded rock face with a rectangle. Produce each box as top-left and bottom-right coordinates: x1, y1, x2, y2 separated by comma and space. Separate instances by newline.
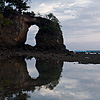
0, 14, 67, 52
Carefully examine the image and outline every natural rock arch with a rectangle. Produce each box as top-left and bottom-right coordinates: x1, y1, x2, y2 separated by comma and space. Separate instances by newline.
25, 25, 39, 46
0, 14, 67, 52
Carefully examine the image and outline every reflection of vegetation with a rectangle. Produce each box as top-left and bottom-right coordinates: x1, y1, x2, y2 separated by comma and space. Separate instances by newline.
10, 92, 29, 100
0, 57, 63, 99
35, 58, 63, 90
0, 79, 10, 85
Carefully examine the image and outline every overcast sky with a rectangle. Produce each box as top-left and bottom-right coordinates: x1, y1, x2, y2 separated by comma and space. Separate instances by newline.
26, 0, 100, 51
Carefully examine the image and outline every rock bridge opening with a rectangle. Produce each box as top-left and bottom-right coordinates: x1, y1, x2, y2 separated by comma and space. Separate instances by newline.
24, 17, 66, 52
25, 25, 39, 47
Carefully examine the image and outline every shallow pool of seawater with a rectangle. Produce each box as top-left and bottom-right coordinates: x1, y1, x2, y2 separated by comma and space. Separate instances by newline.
0, 57, 100, 100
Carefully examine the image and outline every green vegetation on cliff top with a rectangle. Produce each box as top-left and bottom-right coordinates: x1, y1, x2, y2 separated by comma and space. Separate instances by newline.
0, 0, 60, 27
0, 0, 29, 13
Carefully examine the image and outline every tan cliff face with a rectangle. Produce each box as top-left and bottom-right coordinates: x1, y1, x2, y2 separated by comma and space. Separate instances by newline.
0, 14, 66, 52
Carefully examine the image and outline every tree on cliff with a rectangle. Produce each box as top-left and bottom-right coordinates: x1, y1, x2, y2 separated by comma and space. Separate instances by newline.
45, 13, 60, 24
0, 0, 30, 26
0, 0, 29, 13
0, 0, 5, 12
6, 0, 30, 13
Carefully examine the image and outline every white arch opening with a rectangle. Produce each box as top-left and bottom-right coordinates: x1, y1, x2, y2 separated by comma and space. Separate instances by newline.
25, 25, 39, 46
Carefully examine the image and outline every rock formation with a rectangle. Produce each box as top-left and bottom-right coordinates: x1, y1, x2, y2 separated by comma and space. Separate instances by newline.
0, 13, 67, 52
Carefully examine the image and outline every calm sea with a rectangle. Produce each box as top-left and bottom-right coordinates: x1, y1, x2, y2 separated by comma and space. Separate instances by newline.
0, 56, 100, 100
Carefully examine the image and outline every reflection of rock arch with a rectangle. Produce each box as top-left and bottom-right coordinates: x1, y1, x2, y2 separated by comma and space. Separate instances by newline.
0, 15, 66, 52
0, 56, 63, 99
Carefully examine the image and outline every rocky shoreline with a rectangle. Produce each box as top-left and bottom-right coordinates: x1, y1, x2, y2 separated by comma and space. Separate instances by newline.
0, 45, 100, 64
0, 6, 99, 64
